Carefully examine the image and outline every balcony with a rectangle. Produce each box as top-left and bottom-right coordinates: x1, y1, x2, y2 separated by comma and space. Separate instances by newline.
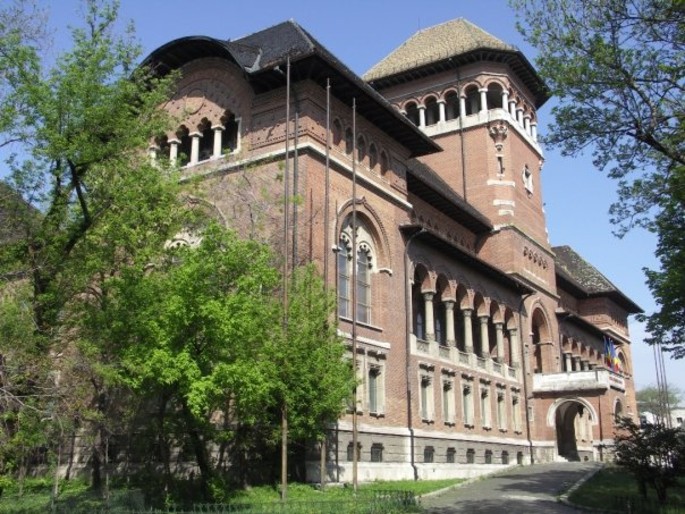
532, 369, 625, 393
412, 335, 519, 381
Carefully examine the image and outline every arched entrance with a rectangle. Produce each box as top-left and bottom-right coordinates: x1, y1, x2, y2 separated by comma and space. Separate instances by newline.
553, 399, 594, 461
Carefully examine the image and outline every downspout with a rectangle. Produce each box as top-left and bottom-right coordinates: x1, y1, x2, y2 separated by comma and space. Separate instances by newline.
404, 228, 425, 481
517, 292, 535, 464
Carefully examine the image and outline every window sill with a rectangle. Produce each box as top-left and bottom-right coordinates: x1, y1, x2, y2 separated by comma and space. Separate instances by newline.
464, 423, 475, 429
499, 428, 508, 433
369, 412, 385, 419
338, 316, 383, 333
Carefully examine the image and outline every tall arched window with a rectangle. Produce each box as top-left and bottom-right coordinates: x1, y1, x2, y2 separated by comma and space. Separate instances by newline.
337, 216, 375, 323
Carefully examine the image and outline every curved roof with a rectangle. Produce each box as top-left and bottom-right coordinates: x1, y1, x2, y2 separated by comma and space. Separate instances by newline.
364, 18, 549, 108
140, 21, 440, 157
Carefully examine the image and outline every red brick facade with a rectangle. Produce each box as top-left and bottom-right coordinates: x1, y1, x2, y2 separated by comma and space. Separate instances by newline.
148, 18, 639, 481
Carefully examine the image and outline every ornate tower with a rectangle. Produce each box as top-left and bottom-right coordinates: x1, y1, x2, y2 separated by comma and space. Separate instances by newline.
365, 19, 553, 291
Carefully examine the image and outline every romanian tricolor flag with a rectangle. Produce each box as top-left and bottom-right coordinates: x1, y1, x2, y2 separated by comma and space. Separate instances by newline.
603, 336, 621, 372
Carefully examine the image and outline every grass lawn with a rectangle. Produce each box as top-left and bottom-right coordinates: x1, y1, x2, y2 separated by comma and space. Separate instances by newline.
569, 466, 685, 512
0, 477, 465, 513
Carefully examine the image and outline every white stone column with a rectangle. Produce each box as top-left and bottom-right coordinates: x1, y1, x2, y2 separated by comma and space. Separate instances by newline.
516, 108, 524, 125
495, 323, 505, 363
148, 143, 159, 165
564, 352, 573, 372
479, 315, 490, 358
438, 100, 446, 123
479, 88, 488, 113
509, 328, 520, 367
463, 309, 474, 353
418, 106, 426, 128
531, 122, 538, 142
168, 138, 180, 165
212, 125, 224, 158
509, 99, 517, 118
444, 300, 456, 346
190, 131, 201, 165
582, 360, 590, 371
501, 90, 509, 112
423, 292, 435, 341
459, 95, 467, 118
523, 115, 531, 134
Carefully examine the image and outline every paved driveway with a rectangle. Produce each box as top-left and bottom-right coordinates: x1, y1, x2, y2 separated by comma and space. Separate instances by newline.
421, 461, 601, 514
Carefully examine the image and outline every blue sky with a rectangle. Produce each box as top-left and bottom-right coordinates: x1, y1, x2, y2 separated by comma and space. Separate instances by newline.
18, 0, 683, 396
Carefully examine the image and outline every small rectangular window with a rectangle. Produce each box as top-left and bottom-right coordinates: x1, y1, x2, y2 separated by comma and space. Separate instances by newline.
370, 443, 383, 463
424, 446, 434, 463
446, 447, 456, 464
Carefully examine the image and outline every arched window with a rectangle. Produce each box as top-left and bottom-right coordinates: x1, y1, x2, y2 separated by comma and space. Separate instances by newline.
222, 112, 239, 154
380, 151, 389, 177
425, 96, 439, 125
357, 135, 366, 163
486, 83, 504, 110
177, 126, 191, 166
405, 101, 420, 126
368, 144, 378, 169
445, 91, 460, 120
464, 86, 480, 115
345, 128, 354, 154
332, 119, 343, 146
356, 245, 371, 323
198, 119, 213, 161
337, 216, 375, 323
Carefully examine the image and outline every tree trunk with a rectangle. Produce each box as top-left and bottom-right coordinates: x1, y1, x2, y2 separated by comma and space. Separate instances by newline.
181, 402, 213, 500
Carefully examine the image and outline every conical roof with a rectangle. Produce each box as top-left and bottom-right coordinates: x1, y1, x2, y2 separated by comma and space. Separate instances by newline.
364, 18, 516, 81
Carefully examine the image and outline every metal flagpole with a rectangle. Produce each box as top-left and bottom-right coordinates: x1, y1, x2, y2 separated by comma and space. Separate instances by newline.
280, 55, 291, 503
351, 97, 358, 493
321, 78, 331, 490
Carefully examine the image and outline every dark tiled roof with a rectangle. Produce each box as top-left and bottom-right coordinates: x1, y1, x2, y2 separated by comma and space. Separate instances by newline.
406, 158, 492, 234
553, 245, 642, 313
142, 21, 440, 157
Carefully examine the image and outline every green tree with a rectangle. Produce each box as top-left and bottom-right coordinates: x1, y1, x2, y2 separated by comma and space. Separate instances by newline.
89, 225, 352, 500
637, 384, 683, 423
0, 0, 182, 496
614, 416, 685, 503
511, 0, 685, 355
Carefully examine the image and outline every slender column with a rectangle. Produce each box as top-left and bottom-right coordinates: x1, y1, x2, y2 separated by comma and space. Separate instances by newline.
509, 99, 517, 118
582, 360, 590, 371
573, 356, 582, 371
523, 115, 531, 134
438, 100, 446, 123
501, 90, 509, 112
423, 292, 435, 341
462, 309, 474, 353
459, 95, 467, 118
564, 352, 573, 372
479, 315, 490, 358
479, 88, 488, 113
418, 106, 426, 128
212, 125, 224, 158
516, 108, 524, 125
148, 143, 159, 165
444, 300, 456, 346
494, 323, 504, 363
509, 328, 520, 367
531, 122, 538, 142
168, 138, 180, 165
189, 131, 201, 165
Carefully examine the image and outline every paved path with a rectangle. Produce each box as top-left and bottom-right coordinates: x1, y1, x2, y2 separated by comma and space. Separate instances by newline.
421, 461, 601, 513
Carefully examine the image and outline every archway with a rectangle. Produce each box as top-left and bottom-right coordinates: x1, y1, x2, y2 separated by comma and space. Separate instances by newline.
554, 400, 593, 461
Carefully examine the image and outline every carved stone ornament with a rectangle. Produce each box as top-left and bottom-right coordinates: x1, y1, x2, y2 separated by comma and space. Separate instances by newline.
489, 121, 508, 152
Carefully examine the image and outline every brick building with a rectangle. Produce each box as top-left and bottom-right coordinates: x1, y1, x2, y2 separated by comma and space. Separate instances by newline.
144, 18, 640, 481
